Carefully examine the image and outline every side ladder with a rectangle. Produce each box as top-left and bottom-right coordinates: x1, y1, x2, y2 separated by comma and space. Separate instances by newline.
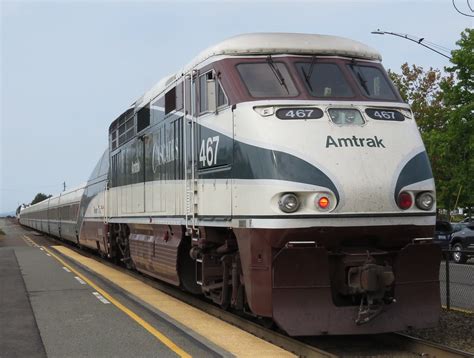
184, 71, 199, 236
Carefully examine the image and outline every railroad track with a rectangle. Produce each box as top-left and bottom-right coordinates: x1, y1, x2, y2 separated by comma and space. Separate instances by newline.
26, 227, 472, 358
301, 333, 472, 357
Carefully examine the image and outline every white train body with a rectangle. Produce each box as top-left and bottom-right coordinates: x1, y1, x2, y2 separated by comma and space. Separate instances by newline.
20, 34, 440, 336
20, 186, 84, 242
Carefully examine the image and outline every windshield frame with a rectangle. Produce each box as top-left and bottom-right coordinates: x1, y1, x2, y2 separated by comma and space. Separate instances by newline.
221, 56, 404, 103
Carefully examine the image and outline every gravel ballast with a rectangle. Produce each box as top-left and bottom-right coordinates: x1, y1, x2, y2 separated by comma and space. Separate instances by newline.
405, 309, 474, 354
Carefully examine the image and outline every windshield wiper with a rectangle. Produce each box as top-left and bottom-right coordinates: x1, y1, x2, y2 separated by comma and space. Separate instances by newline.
302, 56, 317, 91
266, 56, 289, 94
350, 64, 371, 95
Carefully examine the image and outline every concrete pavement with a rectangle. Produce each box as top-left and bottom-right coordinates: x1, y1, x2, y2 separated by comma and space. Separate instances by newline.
0, 219, 223, 358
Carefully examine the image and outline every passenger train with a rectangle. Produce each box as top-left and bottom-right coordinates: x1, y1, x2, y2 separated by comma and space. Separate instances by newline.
19, 33, 441, 336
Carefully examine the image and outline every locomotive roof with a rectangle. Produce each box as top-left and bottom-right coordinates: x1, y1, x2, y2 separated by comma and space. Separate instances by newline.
128, 33, 382, 118
187, 33, 382, 68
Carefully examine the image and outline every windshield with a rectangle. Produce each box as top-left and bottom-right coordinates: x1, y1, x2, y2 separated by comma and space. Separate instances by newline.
348, 64, 397, 100
236, 62, 298, 97
296, 62, 353, 98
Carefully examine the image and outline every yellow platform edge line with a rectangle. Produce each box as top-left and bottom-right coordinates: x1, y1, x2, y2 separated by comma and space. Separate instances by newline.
24, 236, 191, 358
21, 236, 33, 247
51, 245, 295, 357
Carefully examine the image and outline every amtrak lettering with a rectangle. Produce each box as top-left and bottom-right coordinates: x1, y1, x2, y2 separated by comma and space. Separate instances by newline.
152, 135, 176, 173
326, 135, 385, 148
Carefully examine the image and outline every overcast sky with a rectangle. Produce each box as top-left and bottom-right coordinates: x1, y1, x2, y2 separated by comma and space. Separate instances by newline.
1, 0, 472, 213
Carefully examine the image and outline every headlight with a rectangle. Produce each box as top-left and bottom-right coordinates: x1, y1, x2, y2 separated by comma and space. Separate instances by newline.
328, 108, 364, 125
416, 192, 434, 210
278, 193, 300, 213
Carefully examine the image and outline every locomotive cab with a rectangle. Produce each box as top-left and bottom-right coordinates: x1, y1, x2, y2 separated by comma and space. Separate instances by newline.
187, 35, 438, 335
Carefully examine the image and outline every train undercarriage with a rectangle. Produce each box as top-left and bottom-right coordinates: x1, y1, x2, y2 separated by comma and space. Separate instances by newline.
91, 221, 441, 336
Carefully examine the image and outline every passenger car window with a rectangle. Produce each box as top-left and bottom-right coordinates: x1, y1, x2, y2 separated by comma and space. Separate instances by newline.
236, 62, 298, 97
348, 65, 397, 100
296, 62, 353, 98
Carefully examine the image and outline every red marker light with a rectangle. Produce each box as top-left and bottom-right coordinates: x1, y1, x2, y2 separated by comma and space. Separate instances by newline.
318, 196, 330, 209
398, 192, 413, 210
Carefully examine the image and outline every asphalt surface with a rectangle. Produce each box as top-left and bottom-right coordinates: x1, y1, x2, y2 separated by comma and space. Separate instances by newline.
0, 247, 46, 358
0, 219, 226, 358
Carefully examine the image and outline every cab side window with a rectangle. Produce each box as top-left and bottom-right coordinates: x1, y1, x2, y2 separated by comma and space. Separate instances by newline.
199, 72, 211, 113
199, 70, 228, 114
217, 80, 228, 108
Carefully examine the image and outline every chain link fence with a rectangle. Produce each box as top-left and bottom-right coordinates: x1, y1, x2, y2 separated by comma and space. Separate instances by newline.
440, 250, 474, 312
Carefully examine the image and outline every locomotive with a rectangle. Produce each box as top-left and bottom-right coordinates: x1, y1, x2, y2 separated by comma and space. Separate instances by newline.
19, 33, 441, 336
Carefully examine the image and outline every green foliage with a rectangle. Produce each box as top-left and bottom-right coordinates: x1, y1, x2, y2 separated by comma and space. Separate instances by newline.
388, 28, 473, 210
440, 28, 474, 208
389, 64, 453, 133
31, 193, 52, 205
443, 29, 474, 107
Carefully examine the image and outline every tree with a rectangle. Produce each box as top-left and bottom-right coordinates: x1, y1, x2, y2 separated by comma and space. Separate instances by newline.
31, 193, 52, 205
388, 64, 453, 133
388, 28, 473, 211
440, 28, 474, 210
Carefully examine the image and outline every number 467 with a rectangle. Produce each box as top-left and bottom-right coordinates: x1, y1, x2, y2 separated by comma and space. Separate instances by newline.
199, 136, 220, 167
374, 111, 395, 119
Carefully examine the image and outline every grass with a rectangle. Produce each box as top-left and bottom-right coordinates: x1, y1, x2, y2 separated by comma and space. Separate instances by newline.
0, 228, 5, 236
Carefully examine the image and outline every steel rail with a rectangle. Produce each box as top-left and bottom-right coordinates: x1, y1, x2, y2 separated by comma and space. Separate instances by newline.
382, 333, 473, 358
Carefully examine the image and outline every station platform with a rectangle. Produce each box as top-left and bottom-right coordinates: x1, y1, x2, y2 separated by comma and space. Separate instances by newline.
0, 219, 294, 358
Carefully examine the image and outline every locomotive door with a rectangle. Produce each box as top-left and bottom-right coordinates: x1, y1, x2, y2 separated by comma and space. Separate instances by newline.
195, 69, 233, 219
